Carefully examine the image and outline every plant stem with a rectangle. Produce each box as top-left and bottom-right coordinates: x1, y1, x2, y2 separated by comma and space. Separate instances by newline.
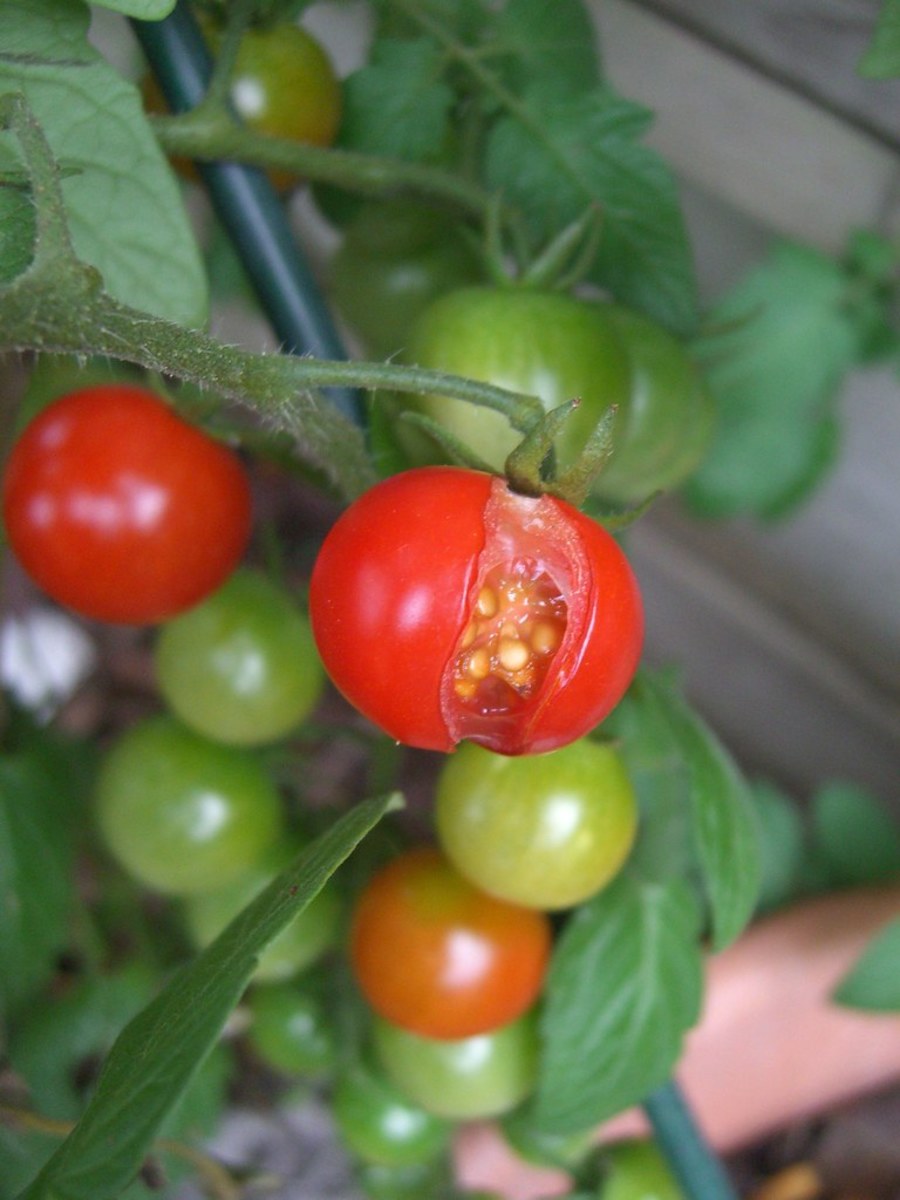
642, 1080, 739, 1200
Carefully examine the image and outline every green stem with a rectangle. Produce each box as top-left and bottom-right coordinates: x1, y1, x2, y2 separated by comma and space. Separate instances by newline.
642, 1080, 739, 1200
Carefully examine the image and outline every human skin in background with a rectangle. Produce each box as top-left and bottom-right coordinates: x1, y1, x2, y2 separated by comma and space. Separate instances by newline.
455, 886, 900, 1199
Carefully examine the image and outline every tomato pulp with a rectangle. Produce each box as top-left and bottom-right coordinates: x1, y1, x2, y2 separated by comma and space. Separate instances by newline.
309, 467, 643, 755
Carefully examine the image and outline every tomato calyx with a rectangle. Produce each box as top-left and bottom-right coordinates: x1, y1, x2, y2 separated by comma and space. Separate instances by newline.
440, 477, 591, 755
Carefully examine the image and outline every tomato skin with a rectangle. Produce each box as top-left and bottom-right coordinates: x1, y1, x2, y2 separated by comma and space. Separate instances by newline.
308, 467, 643, 756
600, 1140, 685, 1200
95, 715, 281, 895
247, 982, 337, 1077
333, 1061, 453, 1167
155, 569, 325, 746
2, 385, 252, 625
435, 739, 638, 910
372, 1011, 540, 1120
350, 847, 551, 1040
391, 287, 631, 472
592, 305, 716, 505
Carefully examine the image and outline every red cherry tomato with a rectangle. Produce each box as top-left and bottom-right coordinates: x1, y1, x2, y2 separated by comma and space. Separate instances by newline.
309, 467, 643, 755
2, 384, 252, 624
350, 846, 551, 1040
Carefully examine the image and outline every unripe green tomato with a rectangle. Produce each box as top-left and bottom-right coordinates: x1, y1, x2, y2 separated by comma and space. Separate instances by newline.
372, 1011, 539, 1121
592, 305, 716, 505
182, 838, 341, 982
391, 287, 631, 473
436, 739, 638, 910
246, 982, 337, 1077
333, 1062, 453, 1168
356, 1160, 448, 1200
599, 1139, 685, 1199
155, 569, 325, 746
95, 715, 281, 895
329, 202, 482, 358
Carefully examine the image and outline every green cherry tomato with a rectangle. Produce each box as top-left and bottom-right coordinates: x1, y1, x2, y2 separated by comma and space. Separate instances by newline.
155, 569, 325, 746
246, 981, 337, 1077
599, 1140, 685, 1200
95, 715, 281, 895
592, 305, 716, 505
333, 1061, 453, 1168
329, 201, 482, 357
372, 1011, 539, 1120
182, 838, 341, 982
390, 287, 631, 473
356, 1160, 451, 1200
435, 739, 638, 910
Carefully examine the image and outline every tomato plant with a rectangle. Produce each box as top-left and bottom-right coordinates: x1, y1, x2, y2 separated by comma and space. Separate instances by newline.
144, 17, 341, 192
329, 201, 483, 357
309, 467, 643, 756
154, 568, 325, 746
182, 838, 342, 982
435, 738, 639, 910
333, 1061, 453, 1168
591, 305, 716, 505
2, 384, 252, 625
95, 715, 282, 895
372, 1010, 540, 1121
349, 846, 551, 1040
389, 286, 631, 473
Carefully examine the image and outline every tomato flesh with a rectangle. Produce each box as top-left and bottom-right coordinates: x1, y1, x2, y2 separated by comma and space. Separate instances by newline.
309, 467, 643, 756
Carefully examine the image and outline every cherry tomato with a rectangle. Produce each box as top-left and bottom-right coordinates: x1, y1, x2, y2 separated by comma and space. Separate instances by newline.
372, 1010, 540, 1120
333, 1061, 453, 1168
155, 568, 325, 746
247, 981, 337, 1078
435, 739, 638, 910
95, 715, 281, 895
329, 201, 482, 357
182, 838, 341, 982
309, 467, 643, 756
350, 847, 550, 1040
144, 19, 341, 192
389, 286, 631, 472
2, 384, 252, 625
591, 305, 716, 505
600, 1140, 685, 1200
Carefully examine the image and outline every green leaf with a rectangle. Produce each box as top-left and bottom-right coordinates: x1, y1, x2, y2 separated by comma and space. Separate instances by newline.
0, 187, 36, 283
91, 0, 175, 18
859, 0, 900, 77
834, 917, 900, 1011
811, 782, 900, 889
533, 874, 703, 1133
0, 0, 207, 327
749, 780, 807, 913
0, 741, 87, 1021
489, 0, 600, 97
651, 678, 761, 950
337, 38, 455, 161
484, 84, 697, 334
17, 793, 399, 1200
685, 242, 864, 519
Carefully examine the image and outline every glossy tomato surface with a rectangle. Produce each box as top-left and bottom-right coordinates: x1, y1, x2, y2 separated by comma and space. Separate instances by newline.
350, 847, 551, 1040
372, 1011, 540, 1120
247, 982, 337, 1078
593, 304, 716, 505
333, 1061, 452, 1167
435, 739, 638, 910
309, 467, 643, 755
392, 287, 631, 472
2, 384, 252, 624
600, 1140, 685, 1200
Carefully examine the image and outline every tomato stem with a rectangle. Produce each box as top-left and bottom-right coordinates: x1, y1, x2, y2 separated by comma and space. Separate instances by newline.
643, 1080, 740, 1200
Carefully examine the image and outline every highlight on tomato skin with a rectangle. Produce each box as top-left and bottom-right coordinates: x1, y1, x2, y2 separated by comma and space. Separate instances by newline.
308, 466, 643, 756
1, 384, 252, 625
349, 846, 552, 1041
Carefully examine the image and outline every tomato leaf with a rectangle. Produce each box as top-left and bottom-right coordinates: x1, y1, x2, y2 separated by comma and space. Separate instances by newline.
859, 0, 900, 77
684, 242, 868, 519
833, 917, 900, 1012
91, 0, 175, 18
749, 781, 807, 914
483, 84, 697, 334
0, 0, 207, 327
810, 781, 900, 889
533, 874, 704, 1134
337, 38, 455, 161
489, 0, 601, 97
16, 793, 400, 1200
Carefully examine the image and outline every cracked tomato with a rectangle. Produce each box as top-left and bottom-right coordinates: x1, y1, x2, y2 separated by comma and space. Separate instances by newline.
308, 467, 642, 756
